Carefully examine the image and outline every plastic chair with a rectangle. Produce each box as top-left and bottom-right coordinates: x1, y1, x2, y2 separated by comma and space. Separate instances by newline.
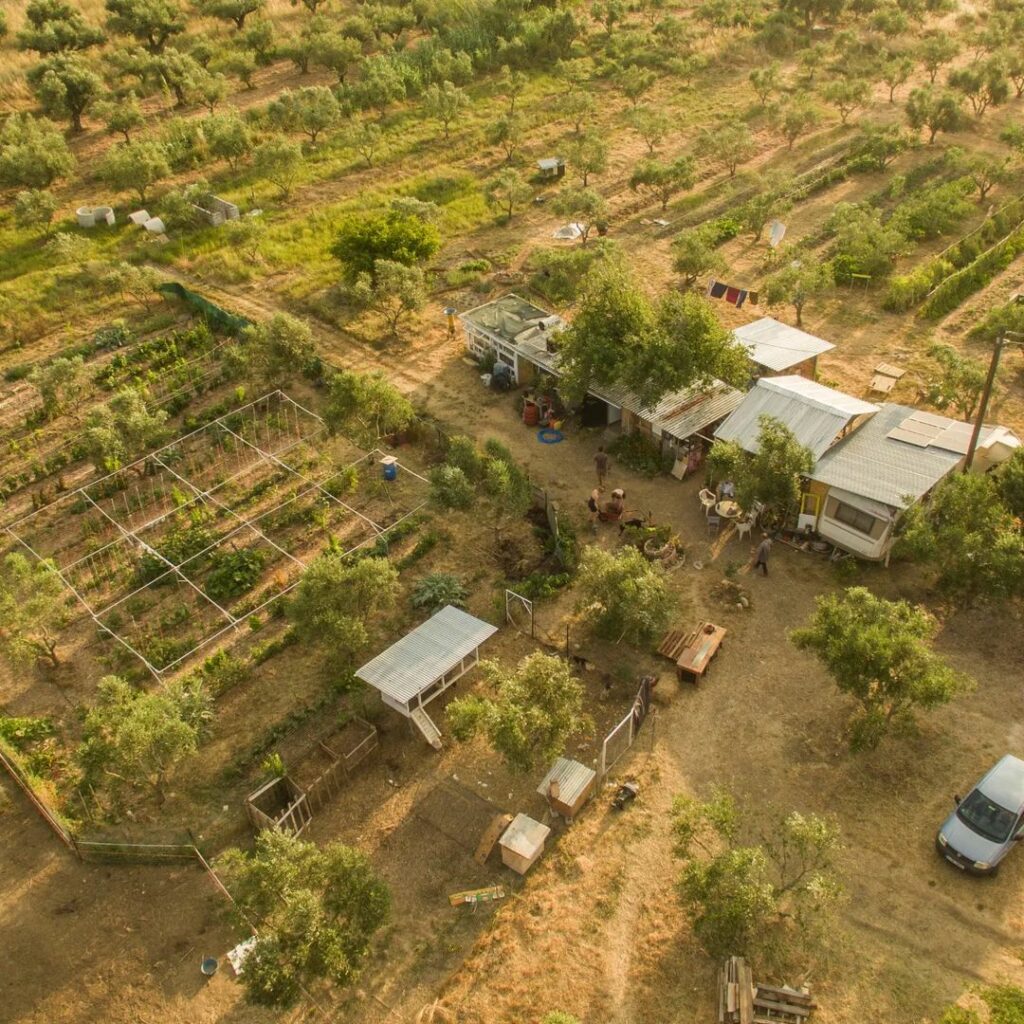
735, 518, 753, 542
749, 500, 764, 526
699, 489, 717, 516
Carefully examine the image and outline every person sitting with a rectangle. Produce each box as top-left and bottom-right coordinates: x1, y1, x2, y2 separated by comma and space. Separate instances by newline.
717, 479, 736, 500
602, 489, 626, 520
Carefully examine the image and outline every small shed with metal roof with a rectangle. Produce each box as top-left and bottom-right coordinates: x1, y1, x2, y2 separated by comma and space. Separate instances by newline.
537, 757, 597, 820
733, 317, 835, 378
355, 605, 497, 750
714, 375, 878, 460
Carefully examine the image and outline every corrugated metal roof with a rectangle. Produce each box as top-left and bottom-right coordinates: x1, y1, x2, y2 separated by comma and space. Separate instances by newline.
810, 404, 965, 509
589, 380, 745, 441
733, 317, 835, 372
536, 757, 596, 805
355, 606, 497, 705
714, 376, 878, 458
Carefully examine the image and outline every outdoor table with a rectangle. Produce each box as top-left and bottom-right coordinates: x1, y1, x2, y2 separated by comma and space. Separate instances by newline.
716, 500, 740, 519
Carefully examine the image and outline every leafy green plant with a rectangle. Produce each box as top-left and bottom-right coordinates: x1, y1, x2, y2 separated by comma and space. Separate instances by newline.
411, 572, 468, 613
429, 464, 475, 509
608, 432, 672, 477
205, 548, 267, 603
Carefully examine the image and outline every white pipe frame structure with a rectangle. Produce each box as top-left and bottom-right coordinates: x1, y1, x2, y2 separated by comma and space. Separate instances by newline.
5, 391, 429, 682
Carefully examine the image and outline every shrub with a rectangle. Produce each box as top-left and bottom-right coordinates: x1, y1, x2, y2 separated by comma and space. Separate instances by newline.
608, 432, 672, 477
429, 464, 475, 509
411, 572, 468, 613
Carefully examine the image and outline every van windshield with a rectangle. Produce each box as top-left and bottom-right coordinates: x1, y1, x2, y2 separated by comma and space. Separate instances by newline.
957, 790, 1017, 844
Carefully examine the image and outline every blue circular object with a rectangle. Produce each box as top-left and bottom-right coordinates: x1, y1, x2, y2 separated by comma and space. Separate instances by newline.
537, 428, 564, 444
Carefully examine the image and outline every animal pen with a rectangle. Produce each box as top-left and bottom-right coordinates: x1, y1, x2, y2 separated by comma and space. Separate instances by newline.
245, 717, 379, 835
4, 391, 429, 679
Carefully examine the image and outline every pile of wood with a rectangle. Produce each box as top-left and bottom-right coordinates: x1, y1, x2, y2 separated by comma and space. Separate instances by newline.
718, 957, 816, 1024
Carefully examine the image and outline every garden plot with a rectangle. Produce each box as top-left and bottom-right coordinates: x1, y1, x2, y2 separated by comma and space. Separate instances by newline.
5, 390, 429, 679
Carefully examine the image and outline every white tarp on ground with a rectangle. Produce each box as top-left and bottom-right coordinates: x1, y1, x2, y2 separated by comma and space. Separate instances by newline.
227, 936, 258, 975
552, 222, 584, 240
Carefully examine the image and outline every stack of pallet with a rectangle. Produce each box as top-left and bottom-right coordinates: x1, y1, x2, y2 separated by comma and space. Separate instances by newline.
752, 982, 816, 1022
718, 957, 754, 1023
718, 958, 816, 1024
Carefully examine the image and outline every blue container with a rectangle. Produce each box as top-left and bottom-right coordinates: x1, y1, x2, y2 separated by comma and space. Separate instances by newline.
381, 458, 398, 481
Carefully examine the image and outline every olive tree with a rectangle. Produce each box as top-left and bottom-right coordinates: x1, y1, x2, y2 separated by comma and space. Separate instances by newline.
96, 91, 146, 141
289, 555, 400, 669
352, 260, 426, 334
218, 831, 390, 1008
448, 652, 590, 773
99, 140, 171, 204
672, 789, 843, 960
905, 86, 967, 142
0, 552, 69, 669
79, 675, 209, 804
322, 369, 414, 443
204, 110, 253, 168
241, 313, 316, 388
762, 259, 832, 328
253, 137, 304, 197
564, 130, 608, 185
791, 587, 973, 750
29, 355, 85, 417
551, 186, 608, 245
897, 473, 1024, 604
14, 189, 60, 234
196, 0, 266, 30
268, 86, 342, 144
17, 0, 105, 53
628, 156, 696, 211
697, 120, 755, 177
28, 54, 103, 131
484, 167, 532, 222
105, 0, 185, 53
0, 114, 75, 188
672, 228, 727, 288
627, 106, 672, 155
575, 545, 672, 645
486, 113, 524, 162
924, 344, 987, 420
423, 80, 469, 140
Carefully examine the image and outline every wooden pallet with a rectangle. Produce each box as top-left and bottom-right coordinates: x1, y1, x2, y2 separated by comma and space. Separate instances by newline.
753, 983, 816, 1022
718, 956, 755, 1024
448, 885, 506, 907
659, 621, 727, 682
474, 813, 513, 866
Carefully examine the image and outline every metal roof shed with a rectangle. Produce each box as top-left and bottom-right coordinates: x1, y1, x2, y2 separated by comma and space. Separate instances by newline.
733, 317, 835, 374
714, 376, 878, 459
537, 757, 597, 820
355, 606, 497, 750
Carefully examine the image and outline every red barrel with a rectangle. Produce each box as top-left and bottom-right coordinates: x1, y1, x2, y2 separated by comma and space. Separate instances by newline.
523, 402, 539, 426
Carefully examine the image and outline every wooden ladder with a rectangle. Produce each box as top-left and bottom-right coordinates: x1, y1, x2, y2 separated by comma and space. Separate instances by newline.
410, 707, 443, 750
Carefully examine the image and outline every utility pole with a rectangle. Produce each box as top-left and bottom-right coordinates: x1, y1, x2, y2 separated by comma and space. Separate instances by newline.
963, 298, 1024, 472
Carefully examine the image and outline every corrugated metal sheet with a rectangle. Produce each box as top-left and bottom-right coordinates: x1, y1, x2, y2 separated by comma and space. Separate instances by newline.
589, 380, 745, 441
536, 757, 596, 805
810, 404, 963, 509
714, 376, 878, 458
355, 606, 497, 705
733, 317, 835, 372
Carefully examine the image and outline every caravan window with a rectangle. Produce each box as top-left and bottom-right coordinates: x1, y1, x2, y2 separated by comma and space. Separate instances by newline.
829, 498, 885, 538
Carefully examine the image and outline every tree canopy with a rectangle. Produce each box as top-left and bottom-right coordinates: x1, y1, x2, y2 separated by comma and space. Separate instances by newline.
218, 830, 390, 1007
289, 554, 400, 669
0, 114, 75, 189
331, 208, 441, 280
322, 369, 414, 443
79, 675, 209, 804
17, 0, 105, 53
707, 415, 814, 515
448, 652, 590, 772
241, 313, 316, 387
575, 544, 672, 645
791, 587, 973, 750
672, 789, 843, 960
555, 261, 749, 408
0, 552, 68, 669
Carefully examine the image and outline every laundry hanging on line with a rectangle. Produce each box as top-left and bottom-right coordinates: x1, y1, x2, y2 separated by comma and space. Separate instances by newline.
706, 279, 757, 308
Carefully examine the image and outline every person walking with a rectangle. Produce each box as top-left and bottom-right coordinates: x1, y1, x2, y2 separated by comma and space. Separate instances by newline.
594, 446, 610, 488
754, 533, 772, 576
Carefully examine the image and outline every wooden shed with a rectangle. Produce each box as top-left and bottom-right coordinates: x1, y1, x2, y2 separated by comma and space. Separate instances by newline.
537, 156, 566, 178
499, 813, 551, 875
537, 757, 596, 821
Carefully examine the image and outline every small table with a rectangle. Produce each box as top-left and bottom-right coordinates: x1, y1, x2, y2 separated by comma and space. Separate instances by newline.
658, 621, 728, 684
716, 500, 740, 519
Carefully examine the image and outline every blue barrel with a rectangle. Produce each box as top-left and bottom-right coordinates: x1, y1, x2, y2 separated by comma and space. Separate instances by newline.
381, 458, 398, 481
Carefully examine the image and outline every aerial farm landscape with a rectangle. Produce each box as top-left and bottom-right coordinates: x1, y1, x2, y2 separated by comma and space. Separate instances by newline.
1, 0, 1024, 1022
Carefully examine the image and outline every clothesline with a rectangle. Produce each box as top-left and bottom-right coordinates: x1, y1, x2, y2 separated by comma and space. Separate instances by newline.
707, 278, 759, 309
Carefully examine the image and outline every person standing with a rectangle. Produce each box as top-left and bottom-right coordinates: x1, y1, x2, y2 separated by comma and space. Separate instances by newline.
754, 533, 772, 576
587, 487, 601, 529
594, 446, 610, 488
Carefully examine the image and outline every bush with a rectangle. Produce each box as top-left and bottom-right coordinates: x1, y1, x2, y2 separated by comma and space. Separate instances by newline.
429, 464, 475, 509
411, 572, 468, 613
608, 432, 672, 477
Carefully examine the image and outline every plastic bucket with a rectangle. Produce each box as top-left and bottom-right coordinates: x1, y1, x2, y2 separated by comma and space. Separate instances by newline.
201, 957, 218, 977
380, 456, 398, 481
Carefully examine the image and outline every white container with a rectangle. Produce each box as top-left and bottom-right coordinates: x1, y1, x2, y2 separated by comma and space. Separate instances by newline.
76, 207, 95, 228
